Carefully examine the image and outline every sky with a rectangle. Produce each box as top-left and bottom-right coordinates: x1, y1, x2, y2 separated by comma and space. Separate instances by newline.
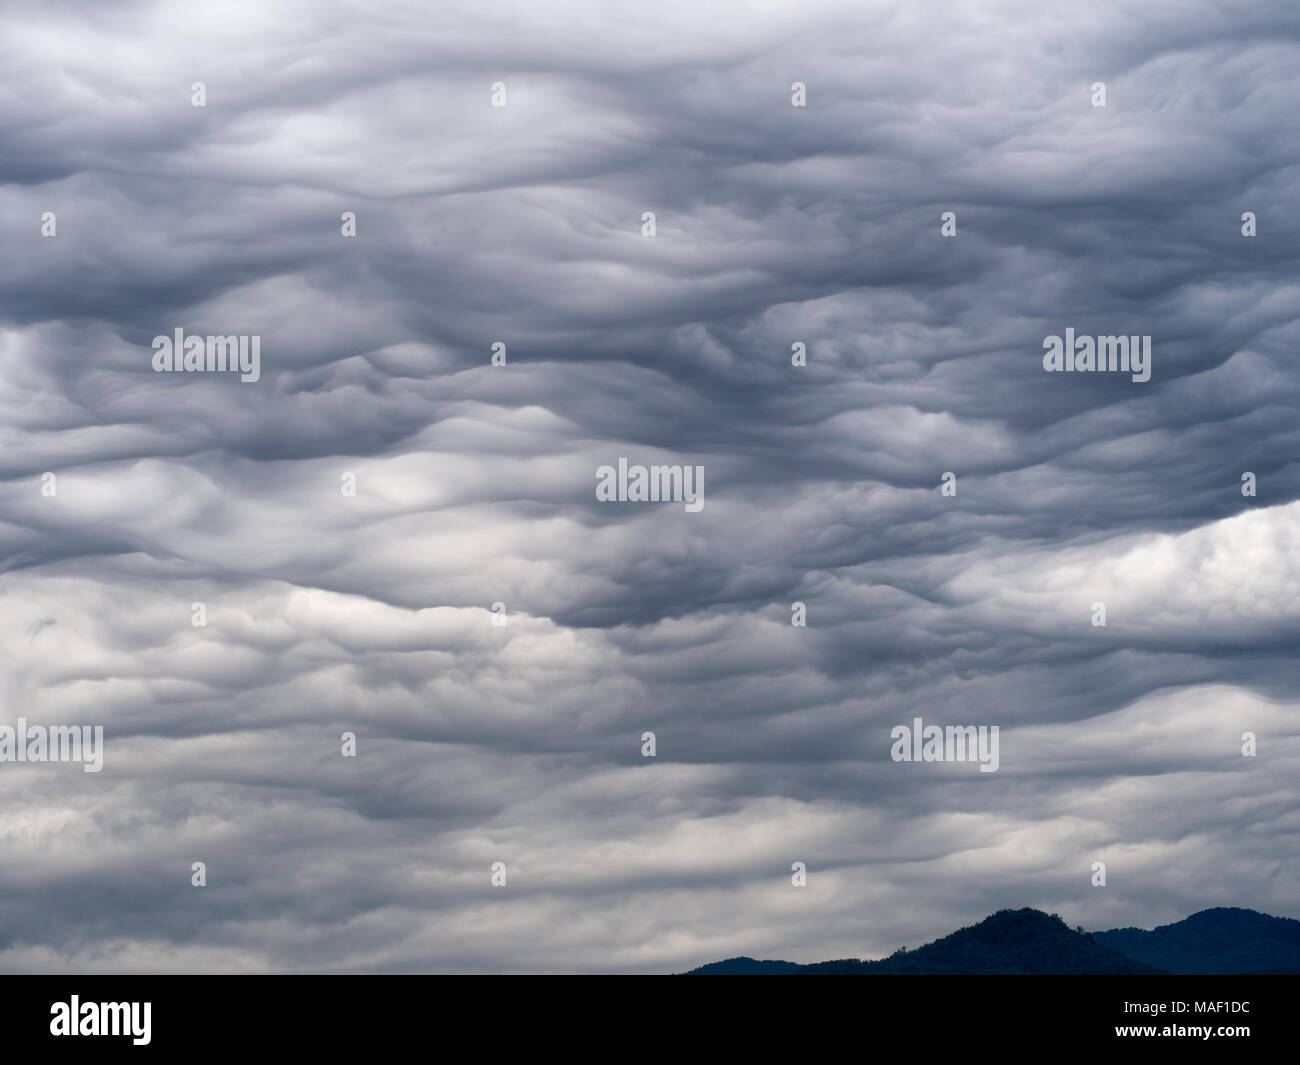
1, 0, 1298, 973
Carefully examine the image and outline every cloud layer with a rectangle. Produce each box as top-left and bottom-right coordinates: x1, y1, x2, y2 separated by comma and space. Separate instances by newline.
1, 0, 1298, 972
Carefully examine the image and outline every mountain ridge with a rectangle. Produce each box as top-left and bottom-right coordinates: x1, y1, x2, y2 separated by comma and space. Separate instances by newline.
1092, 906, 1300, 975
685, 906, 1300, 975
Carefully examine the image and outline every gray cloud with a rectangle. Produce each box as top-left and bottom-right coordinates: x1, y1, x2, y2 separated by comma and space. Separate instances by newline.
1, 0, 1298, 973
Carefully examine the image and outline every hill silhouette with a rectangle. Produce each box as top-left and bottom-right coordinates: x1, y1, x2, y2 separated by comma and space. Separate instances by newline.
686, 908, 1161, 974
1092, 907, 1300, 974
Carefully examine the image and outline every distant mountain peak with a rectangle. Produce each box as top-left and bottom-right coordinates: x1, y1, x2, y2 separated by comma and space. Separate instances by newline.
1093, 906, 1300, 974
685, 907, 1160, 975
686, 905, 1300, 975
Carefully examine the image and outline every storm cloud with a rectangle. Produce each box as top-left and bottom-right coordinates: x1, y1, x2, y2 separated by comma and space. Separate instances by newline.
1, 0, 1298, 972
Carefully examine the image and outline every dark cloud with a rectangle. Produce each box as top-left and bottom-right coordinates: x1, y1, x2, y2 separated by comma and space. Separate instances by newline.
0, 0, 1298, 973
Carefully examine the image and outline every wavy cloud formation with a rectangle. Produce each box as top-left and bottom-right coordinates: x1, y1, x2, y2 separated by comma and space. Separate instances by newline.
0, 0, 1298, 971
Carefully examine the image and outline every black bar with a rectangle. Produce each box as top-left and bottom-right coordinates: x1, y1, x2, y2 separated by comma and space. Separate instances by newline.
5, 974, 1291, 1053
